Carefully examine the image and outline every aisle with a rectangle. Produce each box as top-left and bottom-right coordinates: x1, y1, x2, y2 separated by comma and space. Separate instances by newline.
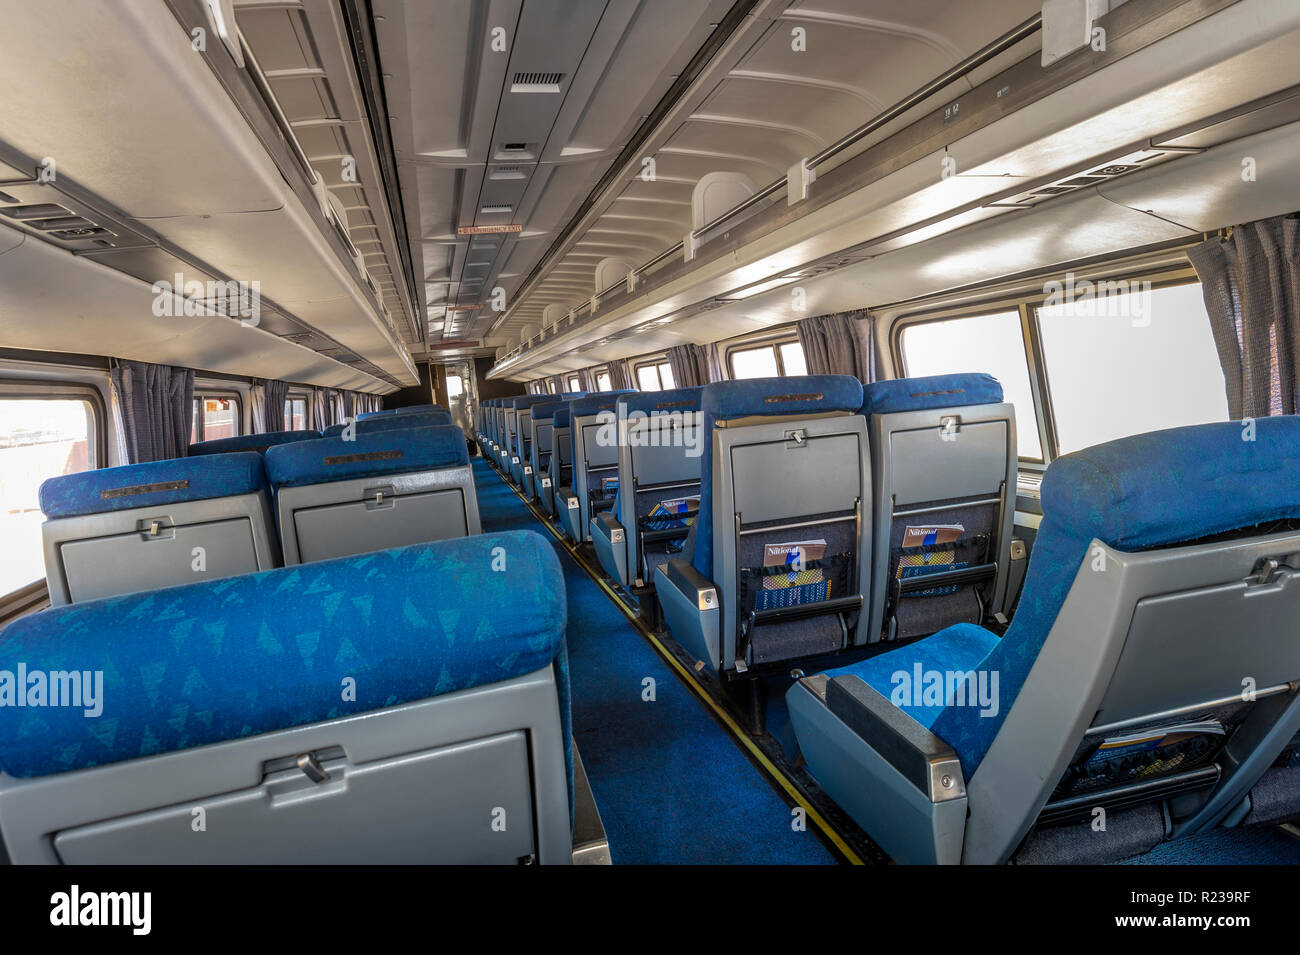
471, 457, 837, 864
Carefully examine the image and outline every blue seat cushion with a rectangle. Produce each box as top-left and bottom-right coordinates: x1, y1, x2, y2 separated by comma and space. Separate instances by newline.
0, 530, 571, 794
822, 623, 1000, 729
883, 417, 1300, 779
264, 425, 469, 487
859, 373, 1003, 417
695, 375, 864, 577
39, 452, 267, 519
188, 430, 318, 456
322, 410, 452, 437
618, 386, 703, 417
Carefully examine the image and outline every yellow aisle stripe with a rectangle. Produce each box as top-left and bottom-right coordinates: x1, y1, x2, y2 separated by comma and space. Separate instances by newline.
485, 459, 865, 865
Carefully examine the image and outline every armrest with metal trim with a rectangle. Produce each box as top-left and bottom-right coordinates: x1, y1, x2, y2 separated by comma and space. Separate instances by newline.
557, 486, 581, 542
654, 557, 720, 671
591, 512, 629, 587
786, 673, 968, 864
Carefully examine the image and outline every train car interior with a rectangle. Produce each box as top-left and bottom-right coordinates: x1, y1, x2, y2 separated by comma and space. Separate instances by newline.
2, 0, 1300, 878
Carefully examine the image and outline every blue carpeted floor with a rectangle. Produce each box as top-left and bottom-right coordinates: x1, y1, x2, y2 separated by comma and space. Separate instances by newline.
471, 457, 836, 864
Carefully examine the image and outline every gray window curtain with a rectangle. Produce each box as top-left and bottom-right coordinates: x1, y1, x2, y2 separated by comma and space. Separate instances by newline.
248, 381, 267, 434
263, 379, 290, 431
667, 344, 714, 387
1187, 215, 1300, 418
607, 359, 633, 390
110, 359, 195, 463
578, 368, 596, 392
343, 391, 356, 421
313, 387, 333, 428
796, 309, 875, 382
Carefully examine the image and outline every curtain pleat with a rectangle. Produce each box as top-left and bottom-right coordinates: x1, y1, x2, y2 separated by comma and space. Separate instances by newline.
110, 360, 195, 463
248, 381, 267, 434
1187, 215, 1300, 418
667, 344, 713, 387
795, 309, 875, 382
264, 379, 290, 431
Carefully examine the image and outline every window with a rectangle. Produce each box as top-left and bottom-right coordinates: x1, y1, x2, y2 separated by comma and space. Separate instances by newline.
636, 360, 675, 391
284, 395, 308, 431
0, 395, 98, 597
191, 393, 241, 443
899, 310, 1043, 460
567, 375, 580, 392
595, 371, 612, 392
727, 338, 807, 380
1035, 282, 1227, 454
446, 374, 464, 398
547, 380, 557, 394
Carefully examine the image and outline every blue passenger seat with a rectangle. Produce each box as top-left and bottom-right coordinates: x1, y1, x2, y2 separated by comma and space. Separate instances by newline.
0, 531, 576, 864
591, 387, 703, 590
39, 452, 279, 605
554, 391, 636, 543
654, 376, 870, 730
788, 417, 1300, 864
859, 373, 1018, 643
265, 424, 481, 564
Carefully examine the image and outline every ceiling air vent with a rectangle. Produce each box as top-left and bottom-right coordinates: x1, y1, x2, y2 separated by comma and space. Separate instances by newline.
494, 143, 537, 161
489, 166, 527, 181
479, 204, 513, 215
511, 72, 564, 93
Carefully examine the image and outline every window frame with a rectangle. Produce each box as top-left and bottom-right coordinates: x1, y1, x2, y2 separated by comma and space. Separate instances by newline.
566, 375, 580, 392
191, 389, 244, 443
724, 332, 805, 380
594, 369, 612, 392
890, 264, 1203, 473
285, 391, 311, 430
633, 357, 675, 391
0, 380, 107, 607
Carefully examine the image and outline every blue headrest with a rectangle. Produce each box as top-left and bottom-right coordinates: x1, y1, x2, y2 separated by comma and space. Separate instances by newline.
395, 404, 448, 415
701, 375, 863, 423
618, 386, 702, 417
859, 373, 1003, 417
39, 453, 266, 520
531, 401, 565, 423
0, 531, 570, 788
925, 416, 1300, 779
357, 410, 395, 421
265, 425, 469, 487
559, 391, 587, 400
187, 431, 317, 456
694, 376, 862, 576
511, 395, 552, 411
553, 407, 573, 429
322, 410, 451, 438
570, 391, 635, 418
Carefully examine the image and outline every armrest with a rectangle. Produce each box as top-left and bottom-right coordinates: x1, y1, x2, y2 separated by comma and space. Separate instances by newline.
557, 486, 579, 509
662, 557, 717, 611
815, 674, 965, 803
591, 511, 625, 544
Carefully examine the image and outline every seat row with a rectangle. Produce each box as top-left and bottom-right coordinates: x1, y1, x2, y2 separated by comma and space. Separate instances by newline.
489, 375, 1300, 864
0, 530, 576, 864
39, 407, 477, 605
